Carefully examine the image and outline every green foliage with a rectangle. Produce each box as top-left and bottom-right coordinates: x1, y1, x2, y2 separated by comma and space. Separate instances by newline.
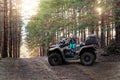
25, 0, 114, 50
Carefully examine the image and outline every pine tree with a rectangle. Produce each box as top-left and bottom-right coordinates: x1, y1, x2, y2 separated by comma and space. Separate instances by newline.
115, 0, 120, 42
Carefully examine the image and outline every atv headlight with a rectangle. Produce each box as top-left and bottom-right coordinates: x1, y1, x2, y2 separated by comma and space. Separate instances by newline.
49, 48, 55, 51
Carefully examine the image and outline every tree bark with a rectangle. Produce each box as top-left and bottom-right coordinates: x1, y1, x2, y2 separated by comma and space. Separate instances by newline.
115, 1, 120, 42
100, 15, 106, 48
2, 0, 8, 58
9, 0, 13, 57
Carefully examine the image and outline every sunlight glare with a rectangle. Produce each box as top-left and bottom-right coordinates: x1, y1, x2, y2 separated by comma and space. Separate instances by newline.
96, 7, 102, 15
21, 0, 39, 17
97, 0, 101, 4
20, 43, 30, 58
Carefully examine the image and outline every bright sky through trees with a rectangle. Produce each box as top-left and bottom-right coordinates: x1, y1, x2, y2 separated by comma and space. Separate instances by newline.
21, 0, 40, 39
21, 0, 39, 23
20, 0, 40, 58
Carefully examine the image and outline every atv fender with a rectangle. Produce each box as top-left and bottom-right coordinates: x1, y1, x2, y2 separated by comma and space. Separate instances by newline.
79, 45, 96, 57
47, 48, 66, 61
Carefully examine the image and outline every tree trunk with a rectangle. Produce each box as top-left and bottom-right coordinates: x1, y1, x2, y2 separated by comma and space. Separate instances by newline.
0, 9, 4, 58
100, 15, 106, 48
9, 0, 13, 57
0, 27, 4, 59
17, 26, 21, 58
2, 0, 8, 58
115, 1, 120, 42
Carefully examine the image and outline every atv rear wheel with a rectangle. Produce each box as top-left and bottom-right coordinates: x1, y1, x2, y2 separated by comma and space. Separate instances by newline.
48, 53, 62, 66
80, 52, 95, 66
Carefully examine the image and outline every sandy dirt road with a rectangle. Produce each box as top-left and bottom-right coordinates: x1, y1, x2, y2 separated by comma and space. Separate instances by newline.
0, 53, 120, 80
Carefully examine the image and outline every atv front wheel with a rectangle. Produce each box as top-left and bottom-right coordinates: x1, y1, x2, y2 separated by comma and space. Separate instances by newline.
80, 52, 95, 66
48, 53, 62, 66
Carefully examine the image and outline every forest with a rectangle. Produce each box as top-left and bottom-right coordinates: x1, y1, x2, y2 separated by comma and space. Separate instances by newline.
0, 0, 120, 80
26, 0, 120, 56
0, 0, 22, 58
0, 0, 120, 58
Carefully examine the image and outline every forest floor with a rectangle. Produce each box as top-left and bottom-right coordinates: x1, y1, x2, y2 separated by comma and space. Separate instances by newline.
0, 49, 120, 80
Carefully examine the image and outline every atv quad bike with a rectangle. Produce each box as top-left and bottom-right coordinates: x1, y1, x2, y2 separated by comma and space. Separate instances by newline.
47, 34, 98, 66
